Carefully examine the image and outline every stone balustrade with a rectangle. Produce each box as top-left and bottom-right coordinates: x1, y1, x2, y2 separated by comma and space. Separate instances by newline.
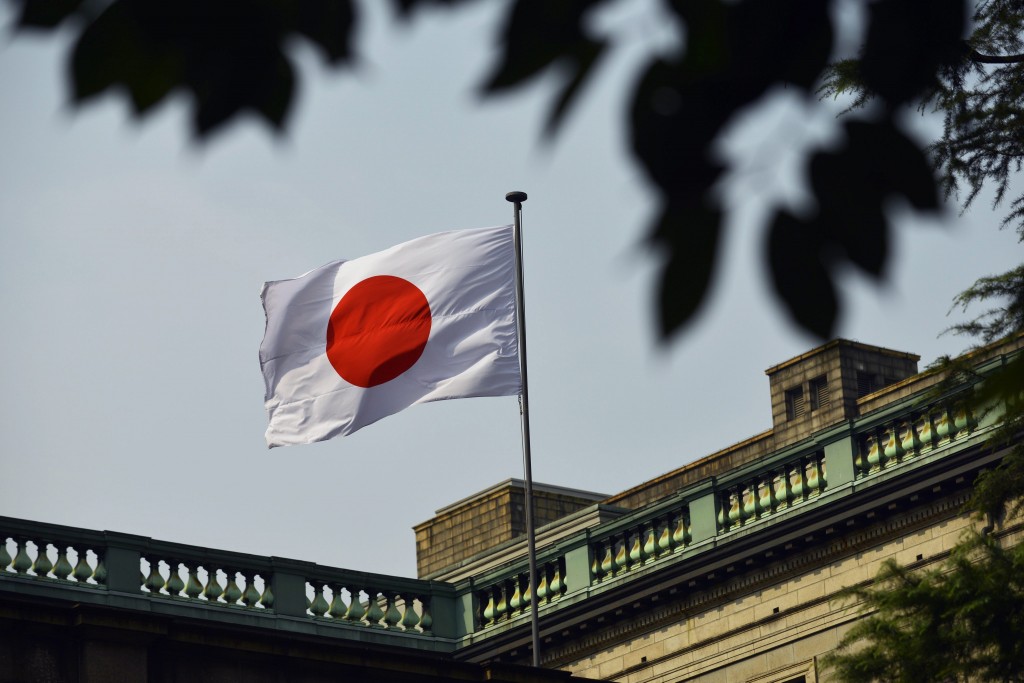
855, 398, 975, 477
590, 504, 691, 581
0, 352, 1009, 655
716, 451, 827, 531
0, 526, 105, 587
0, 517, 454, 648
477, 555, 567, 627
306, 579, 434, 633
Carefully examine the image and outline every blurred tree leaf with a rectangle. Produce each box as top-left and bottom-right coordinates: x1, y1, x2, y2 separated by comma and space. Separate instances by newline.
14, 0, 1022, 343
14, 0, 82, 28
56, 0, 358, 136
481, 0, 609, 138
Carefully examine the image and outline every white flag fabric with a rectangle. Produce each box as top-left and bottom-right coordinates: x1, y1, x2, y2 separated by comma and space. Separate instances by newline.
260, 225, 521, 447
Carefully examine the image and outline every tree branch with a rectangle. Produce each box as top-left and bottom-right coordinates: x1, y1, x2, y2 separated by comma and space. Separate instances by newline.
970, 49, 1024, 64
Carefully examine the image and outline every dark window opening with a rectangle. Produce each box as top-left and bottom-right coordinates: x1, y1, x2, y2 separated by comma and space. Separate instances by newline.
785, 387, 805, 420
809, 375, 829, 411
856, 371, 878, 398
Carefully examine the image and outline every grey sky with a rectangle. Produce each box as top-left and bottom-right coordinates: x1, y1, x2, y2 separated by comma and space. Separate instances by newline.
1, 2, 1020, 578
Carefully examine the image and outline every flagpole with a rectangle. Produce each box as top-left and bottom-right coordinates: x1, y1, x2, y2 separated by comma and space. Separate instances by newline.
506, 190, 541, 667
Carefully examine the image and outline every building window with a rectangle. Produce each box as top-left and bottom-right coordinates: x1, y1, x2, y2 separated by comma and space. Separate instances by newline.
809, 375, 829, 411
785, 386, 805, 420
856, 371, 878, 397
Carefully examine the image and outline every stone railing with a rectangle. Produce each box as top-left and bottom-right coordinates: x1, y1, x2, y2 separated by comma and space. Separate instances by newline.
855, 398, 976, 477
0, 524, 106, 587
590, 502, 691, 582
477, 555, 567, 627
3, 349, 1013, 652
716, 450, 827, 531
140, 545, 272, 610
0, 516, 454, 647
306, 577, 436, 633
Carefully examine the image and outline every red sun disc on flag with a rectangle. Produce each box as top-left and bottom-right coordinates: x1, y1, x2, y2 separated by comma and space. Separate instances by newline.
326, 275, 432, 388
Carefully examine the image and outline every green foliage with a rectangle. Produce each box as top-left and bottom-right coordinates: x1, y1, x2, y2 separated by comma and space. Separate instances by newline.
825, 266, 1024, 681
14, 0, 358, 136
948, 265, 1024, 344
820, 0, 1024, 235
823, 533, 1024, 683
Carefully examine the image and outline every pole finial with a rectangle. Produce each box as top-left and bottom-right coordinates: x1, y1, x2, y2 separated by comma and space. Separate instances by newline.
505, 191, 527, 204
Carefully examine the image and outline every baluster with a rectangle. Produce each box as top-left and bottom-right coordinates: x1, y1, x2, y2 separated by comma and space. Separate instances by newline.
915, 414, 933, 450
144, 559, 165, 593
773, 470, 790, 510
309, 583, 329, 616
165, 561, 185, 596
727, 489, 741, 526
658, 516, 673, 553
259, 580, 275, 609
383, 592, 402, 629
789, 463, 805, 500
495, 582, 508, 620
935, 407, 952, 442
242, 572, 262, 608
185, 565, 204, 598
642, 522, 657, 560
345, 587, 366, 623
742, 483, 757, 519
953, 402, 971, 434
805, 458, 821, 497
327, 583, 348, 618
864, 432, 881, 471
223, 570, 243, 605
628, 529, 642, 566
899, 420, 918, 456
482, 589, 496, 625
509, 576, 522, 613
32, 542, 54, 578
365, 589, 385, 627
51, 545, 72, 579
590, 547, 602, 581
73, 548, 94, 583
599, 544, 613, 577
882, 425, 900, 464
0, 537, 11, 571
400, 595, 420, 631
203, 567, 224, 602
12, 538, 32, 574
549, 562, 563, 598
522, 574, 533, 609
419, 596, 434, 635
613, 536, 628, 572
536, 567, 549, 603
30, 540, 52, 581
672, 514, 687, 547
92, 556, 107, 585
757, 478, 773, 517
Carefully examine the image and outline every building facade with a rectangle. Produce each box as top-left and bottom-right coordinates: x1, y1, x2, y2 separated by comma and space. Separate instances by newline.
3, 337, 1022, 682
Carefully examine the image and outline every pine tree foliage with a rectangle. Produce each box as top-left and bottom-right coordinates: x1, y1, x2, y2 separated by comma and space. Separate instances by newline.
825, 268, 1024, 681
821, 0, 1024, 233
823, 534, 1024, 683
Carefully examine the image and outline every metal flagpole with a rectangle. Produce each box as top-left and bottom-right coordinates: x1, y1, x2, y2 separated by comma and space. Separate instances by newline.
506, 190, 541, 667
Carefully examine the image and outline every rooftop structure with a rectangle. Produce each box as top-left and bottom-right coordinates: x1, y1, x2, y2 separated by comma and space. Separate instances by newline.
3, 336, 1021, 682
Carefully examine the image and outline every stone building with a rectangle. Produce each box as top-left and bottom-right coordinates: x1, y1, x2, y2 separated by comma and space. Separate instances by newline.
2, 336, 1022, 682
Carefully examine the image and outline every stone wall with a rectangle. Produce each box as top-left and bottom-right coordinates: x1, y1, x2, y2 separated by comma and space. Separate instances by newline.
415, 480, 606, 579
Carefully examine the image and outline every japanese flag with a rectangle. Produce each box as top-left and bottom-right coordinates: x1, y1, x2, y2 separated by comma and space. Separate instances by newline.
259, 225, 521, 447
